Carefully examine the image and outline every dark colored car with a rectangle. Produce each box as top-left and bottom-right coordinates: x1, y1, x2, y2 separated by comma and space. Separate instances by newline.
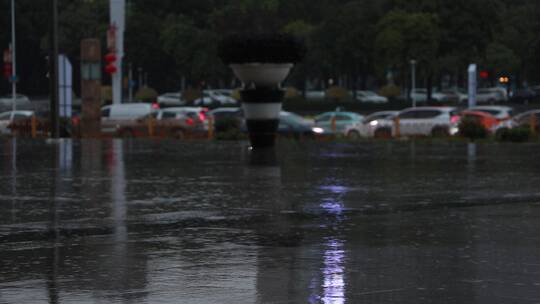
510, 88, 537, 104
278, 111, 315, 138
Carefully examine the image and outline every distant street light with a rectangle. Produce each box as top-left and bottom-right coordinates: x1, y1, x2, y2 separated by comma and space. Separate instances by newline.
410, 59, 417, 108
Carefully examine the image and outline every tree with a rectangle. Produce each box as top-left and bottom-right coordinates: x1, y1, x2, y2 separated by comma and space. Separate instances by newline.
375, 10, 440, 99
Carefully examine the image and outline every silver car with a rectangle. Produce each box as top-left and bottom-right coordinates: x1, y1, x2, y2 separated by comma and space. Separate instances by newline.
0, 110, 34, 135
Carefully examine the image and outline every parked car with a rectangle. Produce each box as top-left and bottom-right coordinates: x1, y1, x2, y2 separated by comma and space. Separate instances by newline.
208, 107, 244, 132
345, 111, 398, 138
110, 106, 209, 138
306, 90, 326, 100
0, 110, 34, 135
509, 110, 540, 131
458, 110, 501, 133
157, 92, 185, 107
392, 107, 460, 137
278, 111, 316, 138
476, 88, 508, 104
509, 88, 536, 104
194, 91, 238, 106
101, 103, 157, 136
410, 89, 449, 103
314, 111, 364, 135
441, 89, 468, 104
468, 106, 513, 121
355, 91, 388, 104
0, 94, 31, 111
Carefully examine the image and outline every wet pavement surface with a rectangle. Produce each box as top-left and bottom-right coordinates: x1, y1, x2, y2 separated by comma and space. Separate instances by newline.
1, 139, 540, 303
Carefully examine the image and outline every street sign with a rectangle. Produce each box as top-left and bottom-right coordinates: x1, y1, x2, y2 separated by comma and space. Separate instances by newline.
468, 64, 477, 108
59, 54, 73, 118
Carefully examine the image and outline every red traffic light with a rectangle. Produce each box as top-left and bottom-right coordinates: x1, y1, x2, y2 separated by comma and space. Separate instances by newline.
479, 70, 489, 79
3, 63, 12, 79
105, 53, 117, 63
105, 63, 117, 75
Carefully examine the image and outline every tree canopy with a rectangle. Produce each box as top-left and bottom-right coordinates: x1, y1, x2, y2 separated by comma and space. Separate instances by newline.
0, 0, 539, 95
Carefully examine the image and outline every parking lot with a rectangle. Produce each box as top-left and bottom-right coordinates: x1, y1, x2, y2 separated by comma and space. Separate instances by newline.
1, 139, 540, 303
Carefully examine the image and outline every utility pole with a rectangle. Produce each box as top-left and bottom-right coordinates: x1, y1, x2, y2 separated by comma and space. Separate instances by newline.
110, 0, 125, 105
49, 0, 60, 138
10, 0, 16, 113
410, 59, 417, 108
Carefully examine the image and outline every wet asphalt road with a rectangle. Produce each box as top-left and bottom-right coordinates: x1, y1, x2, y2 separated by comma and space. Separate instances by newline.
1, 139, 540, 303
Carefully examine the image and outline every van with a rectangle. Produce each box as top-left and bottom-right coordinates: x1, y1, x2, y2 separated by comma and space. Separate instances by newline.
101, 103, 156, 136
101, 103, 155, 120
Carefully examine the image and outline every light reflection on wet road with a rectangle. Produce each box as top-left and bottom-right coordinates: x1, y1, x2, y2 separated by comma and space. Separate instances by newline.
1, 139, 540, 303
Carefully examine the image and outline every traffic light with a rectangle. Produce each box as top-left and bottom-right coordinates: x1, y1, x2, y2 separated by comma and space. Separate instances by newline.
479, 70, 489, 79
105, 52, 117, 75
105, 24, 117, 75
3, 62, 12, 80
3, 48, 12, 80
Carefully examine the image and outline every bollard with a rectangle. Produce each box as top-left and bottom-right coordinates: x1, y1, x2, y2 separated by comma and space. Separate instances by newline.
208, 116, 214, 139
147, 115, 155, 138
394, 116, 401, 138
31, 115, 37, 138
531, 113, 537, 136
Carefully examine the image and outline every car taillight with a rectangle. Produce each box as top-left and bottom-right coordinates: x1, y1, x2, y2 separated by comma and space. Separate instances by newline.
186, 117, 195, 126
151, 102, 160, 109
451, 115, 460, 124
199, 111, 206, 122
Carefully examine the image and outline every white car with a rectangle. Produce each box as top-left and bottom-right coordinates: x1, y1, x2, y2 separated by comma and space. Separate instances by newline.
476, 88, 507, 104
345, 111, 398, 138
306, 90, 326, 100
410, 89, 449, 103
156, 107, 209, 130
195, 91, 237, 106
157, 92, 185, 107
503, 110, 540, 130
0, 110, 34, 135
356, 91, 388, 104
468, 106, 513, 120
393, 107, 460, 137
0, 94, 31, 110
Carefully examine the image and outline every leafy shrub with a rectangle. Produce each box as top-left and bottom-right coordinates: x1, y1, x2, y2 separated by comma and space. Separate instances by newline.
214, 117, 241, 133
378, 84, 401, 98
135, 87, 158, 102
218, 33, 307, 64
326, 86, 350, 102
458, 117, 488, 140
496, 127, 531, 142
231, 88, 241, 101
101, 86, 112, 104
284, 87, 300, 99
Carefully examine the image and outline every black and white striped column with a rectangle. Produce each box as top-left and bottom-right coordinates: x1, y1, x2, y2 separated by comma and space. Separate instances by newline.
241, 88, 285, 148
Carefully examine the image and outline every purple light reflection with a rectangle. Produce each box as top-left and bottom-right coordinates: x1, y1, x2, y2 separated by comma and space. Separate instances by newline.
321, 238, 346, 304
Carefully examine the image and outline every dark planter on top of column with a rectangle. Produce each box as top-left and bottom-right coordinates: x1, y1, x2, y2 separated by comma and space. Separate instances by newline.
218, 33, 306, 148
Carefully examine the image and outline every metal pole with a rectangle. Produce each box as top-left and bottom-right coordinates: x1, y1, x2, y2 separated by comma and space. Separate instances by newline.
11, 0, 16, 113
410, 59, 416, 108
50, 0, 60, 138
128, 63, 133, 102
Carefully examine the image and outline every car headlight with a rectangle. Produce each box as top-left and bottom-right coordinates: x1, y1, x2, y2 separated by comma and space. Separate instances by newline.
450, 127, 459, 135
369, 120, 379, 127
312, 127, 325, 134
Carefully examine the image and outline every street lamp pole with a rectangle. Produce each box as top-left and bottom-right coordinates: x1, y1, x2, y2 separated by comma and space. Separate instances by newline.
10, 0, 16, 113
410, 59, 417, 108
49, 0, 60, 138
